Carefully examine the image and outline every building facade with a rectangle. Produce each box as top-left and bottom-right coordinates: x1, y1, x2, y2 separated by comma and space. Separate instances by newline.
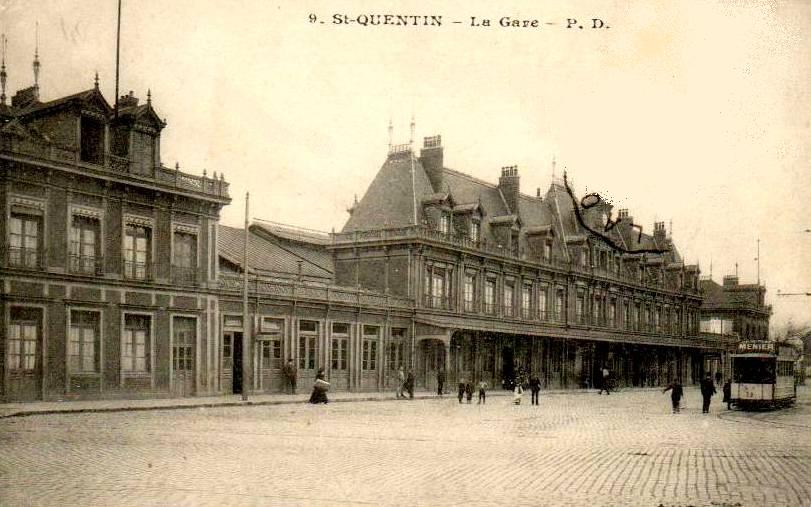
2, 78, 737, 402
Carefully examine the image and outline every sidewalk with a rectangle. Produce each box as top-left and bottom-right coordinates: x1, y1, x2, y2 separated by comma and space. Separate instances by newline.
0, 386, 667, 419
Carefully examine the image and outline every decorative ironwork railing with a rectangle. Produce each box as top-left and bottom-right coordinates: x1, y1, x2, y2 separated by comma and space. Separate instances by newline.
68, 254, 104, 276
0, 134, 229, 199
5, 246, 47, 270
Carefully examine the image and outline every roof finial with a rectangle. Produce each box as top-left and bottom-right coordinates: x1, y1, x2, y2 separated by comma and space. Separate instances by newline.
387, 117, 393, 150
94, 71, 99, 89
146, 88, 151, 104
409, 111, 415, 146
552, 155, 556, 178
1, 34, 7, 105
33, 21, 40, 99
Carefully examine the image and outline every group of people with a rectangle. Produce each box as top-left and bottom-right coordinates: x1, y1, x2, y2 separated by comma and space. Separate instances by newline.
396, 366, 416, 399
663, 372, 733, 414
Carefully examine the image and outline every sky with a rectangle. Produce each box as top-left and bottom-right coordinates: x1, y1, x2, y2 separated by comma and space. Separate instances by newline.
2, 0, 809, 330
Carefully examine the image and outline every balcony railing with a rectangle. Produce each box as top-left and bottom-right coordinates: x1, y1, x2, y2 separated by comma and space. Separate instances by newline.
0, 134, 230, 199
122, 259, 154, 281
483, 302, 495, 314
5, 246, 46, 270
171, 265, 198, 286
423, 294, 451, 310
68, 254, 104, 276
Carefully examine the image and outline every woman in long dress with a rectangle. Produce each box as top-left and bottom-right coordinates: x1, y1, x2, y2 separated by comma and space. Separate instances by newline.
309, 367, 329, 404
513, 382, 524, 405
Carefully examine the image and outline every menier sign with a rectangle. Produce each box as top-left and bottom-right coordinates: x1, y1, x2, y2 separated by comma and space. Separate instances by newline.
737, 340, 775, 354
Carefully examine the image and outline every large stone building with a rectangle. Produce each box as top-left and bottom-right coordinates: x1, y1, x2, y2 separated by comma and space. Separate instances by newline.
1, 69, 737, 402
699, 275, 771, 341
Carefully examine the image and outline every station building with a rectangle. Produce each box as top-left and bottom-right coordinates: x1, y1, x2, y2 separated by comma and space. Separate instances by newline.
1, 73, 737, 402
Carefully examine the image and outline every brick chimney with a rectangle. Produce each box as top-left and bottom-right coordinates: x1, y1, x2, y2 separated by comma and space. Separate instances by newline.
498, 165, 520, 215
419, 135, 444, 192
653, 221, 666, 244
119, 90, 138, 108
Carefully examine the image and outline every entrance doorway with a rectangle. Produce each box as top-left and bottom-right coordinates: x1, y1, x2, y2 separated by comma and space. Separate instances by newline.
501, 347, 515, 390
171, 317, 196, 397
223, 331, 243, 394
6, 307, 43, 401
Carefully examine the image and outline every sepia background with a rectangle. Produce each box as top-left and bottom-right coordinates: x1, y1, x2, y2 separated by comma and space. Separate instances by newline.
1, 0, 809, 330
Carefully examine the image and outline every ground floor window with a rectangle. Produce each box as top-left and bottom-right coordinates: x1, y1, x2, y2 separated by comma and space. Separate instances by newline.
70, 310, 100, 373
362, 325, 379, 370
261, 339, 282, 369
298, 320, 319, 370
122, 314, 150, 372
8, 308, 40, 372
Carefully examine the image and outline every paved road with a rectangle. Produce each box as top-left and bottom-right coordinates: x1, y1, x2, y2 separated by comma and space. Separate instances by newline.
1, 387, 809, 506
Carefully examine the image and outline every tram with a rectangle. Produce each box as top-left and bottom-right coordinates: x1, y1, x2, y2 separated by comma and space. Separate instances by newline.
731, 340, 798, 409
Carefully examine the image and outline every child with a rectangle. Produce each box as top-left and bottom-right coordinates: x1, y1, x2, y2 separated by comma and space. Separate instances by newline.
663, 380, 684, 413
465, 382, 473, 404
477, 379, 488, 404
513, 382, 524, 405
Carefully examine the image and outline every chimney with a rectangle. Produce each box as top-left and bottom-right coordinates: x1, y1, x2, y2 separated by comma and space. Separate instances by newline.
723, 275, 739, 287
653, 221, 666, 244
11, 86, 39, 108
498, 165, 520, 215
536, 187, 541, 198
118, 90, 138, 108
419, 135, 444, 192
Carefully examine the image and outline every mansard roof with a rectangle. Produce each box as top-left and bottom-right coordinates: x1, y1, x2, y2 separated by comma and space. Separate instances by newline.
16, 88, 113, 118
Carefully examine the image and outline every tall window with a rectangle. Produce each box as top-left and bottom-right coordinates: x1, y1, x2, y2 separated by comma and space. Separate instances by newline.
470, 220, 480, 243
439, 212, 450, 234
331, 323, 350, 371
623, 301, 631, 329
538, 286, 547, 320
362, 325, 379, 370
70, 310, 100, 373
172, 231, 198, 284
70, 215, 101, 275
172, 317, 196, 372
464, 273, 475, 312
9, 213, 42, 268
608, 299, 617, 328
387, 328, 406, 370
576, 290, 586, 324
484, 279, 496, 314
260, 318, 284, 370
503, 281, 514, 317
521, 283, 532, 319
675, 308, 682, 335
124, 224, 152, 280
543, 242, 552, 262
555, 288, 565, 321
8, 308, 40, 372
123, 314, 150, 373
298, 320, 319, 370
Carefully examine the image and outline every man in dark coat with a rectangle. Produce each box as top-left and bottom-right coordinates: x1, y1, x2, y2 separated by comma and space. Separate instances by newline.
405, 369, 415, 399
722, 379, 732, 410
529, 375, 542, 405
283, 359, 297, 395
700, 373, 716, 413
437, 368, 446, 396
663, 380, 684, 413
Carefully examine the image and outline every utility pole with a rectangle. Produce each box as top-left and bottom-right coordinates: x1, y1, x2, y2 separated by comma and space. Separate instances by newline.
242, 192, 250, 401
756, 238, 760, 286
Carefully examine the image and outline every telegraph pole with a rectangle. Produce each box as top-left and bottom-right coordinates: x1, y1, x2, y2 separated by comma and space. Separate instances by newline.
242, 192, 250, 401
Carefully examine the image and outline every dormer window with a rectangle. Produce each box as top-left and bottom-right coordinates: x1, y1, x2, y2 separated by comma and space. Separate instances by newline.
80, 116, 105, 165
470, 220, 480, 243
543, 241, 551, 261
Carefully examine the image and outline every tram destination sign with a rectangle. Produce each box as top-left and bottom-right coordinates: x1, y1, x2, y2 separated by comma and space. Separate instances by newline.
737, 340, 775, 354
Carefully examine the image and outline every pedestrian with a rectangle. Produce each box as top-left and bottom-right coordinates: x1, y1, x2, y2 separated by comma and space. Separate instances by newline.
722, 378, 732, 410
283, 359, 297, 395
700, 373, 716, 414
662, 379, 684, 413
714, 371, 722, 385
477, 379, 488, 404
465, 381, 473, 404
437, 368, 446, 396
396, 365, 405, 399
597, 365, 611, 395
458, 378, 466, 404
529, 374, 541, 406
405, 369, 415, 399
513, 382, 524, 405
309, 367, 329, 404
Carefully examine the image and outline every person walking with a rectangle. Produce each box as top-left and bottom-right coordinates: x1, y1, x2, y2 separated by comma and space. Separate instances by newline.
464, 381, 473, 404
283, 359, 297, 395
598, 365, 611, 395
457, 378, 466, 404
437, 368, 446, 396
722, 378, 732, 410
309, 367, 329, 404
529, 374, 541, 406
405, 369, 415, 399
396, 365, 406, 399
700, 373, 716, 414
477, 379, 488, 404
663, 379, 684, 413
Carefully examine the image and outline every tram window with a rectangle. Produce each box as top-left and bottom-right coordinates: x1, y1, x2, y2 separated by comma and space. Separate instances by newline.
732, 357, 775, 384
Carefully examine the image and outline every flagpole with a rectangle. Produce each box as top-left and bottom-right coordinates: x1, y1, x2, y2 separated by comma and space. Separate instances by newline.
242, 192, 250, 401
114, 0, 122, 117
756, 238, 760, 286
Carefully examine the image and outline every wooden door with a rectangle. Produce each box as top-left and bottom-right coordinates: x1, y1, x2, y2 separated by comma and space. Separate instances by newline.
172, 317, 196, 397
6, 313, 42, 402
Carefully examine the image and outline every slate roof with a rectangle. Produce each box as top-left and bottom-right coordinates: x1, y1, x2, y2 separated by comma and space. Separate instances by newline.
218, 224, 333, 281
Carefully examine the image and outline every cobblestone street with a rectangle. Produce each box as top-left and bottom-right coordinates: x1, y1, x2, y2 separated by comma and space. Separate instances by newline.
1, 387, 809, 507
